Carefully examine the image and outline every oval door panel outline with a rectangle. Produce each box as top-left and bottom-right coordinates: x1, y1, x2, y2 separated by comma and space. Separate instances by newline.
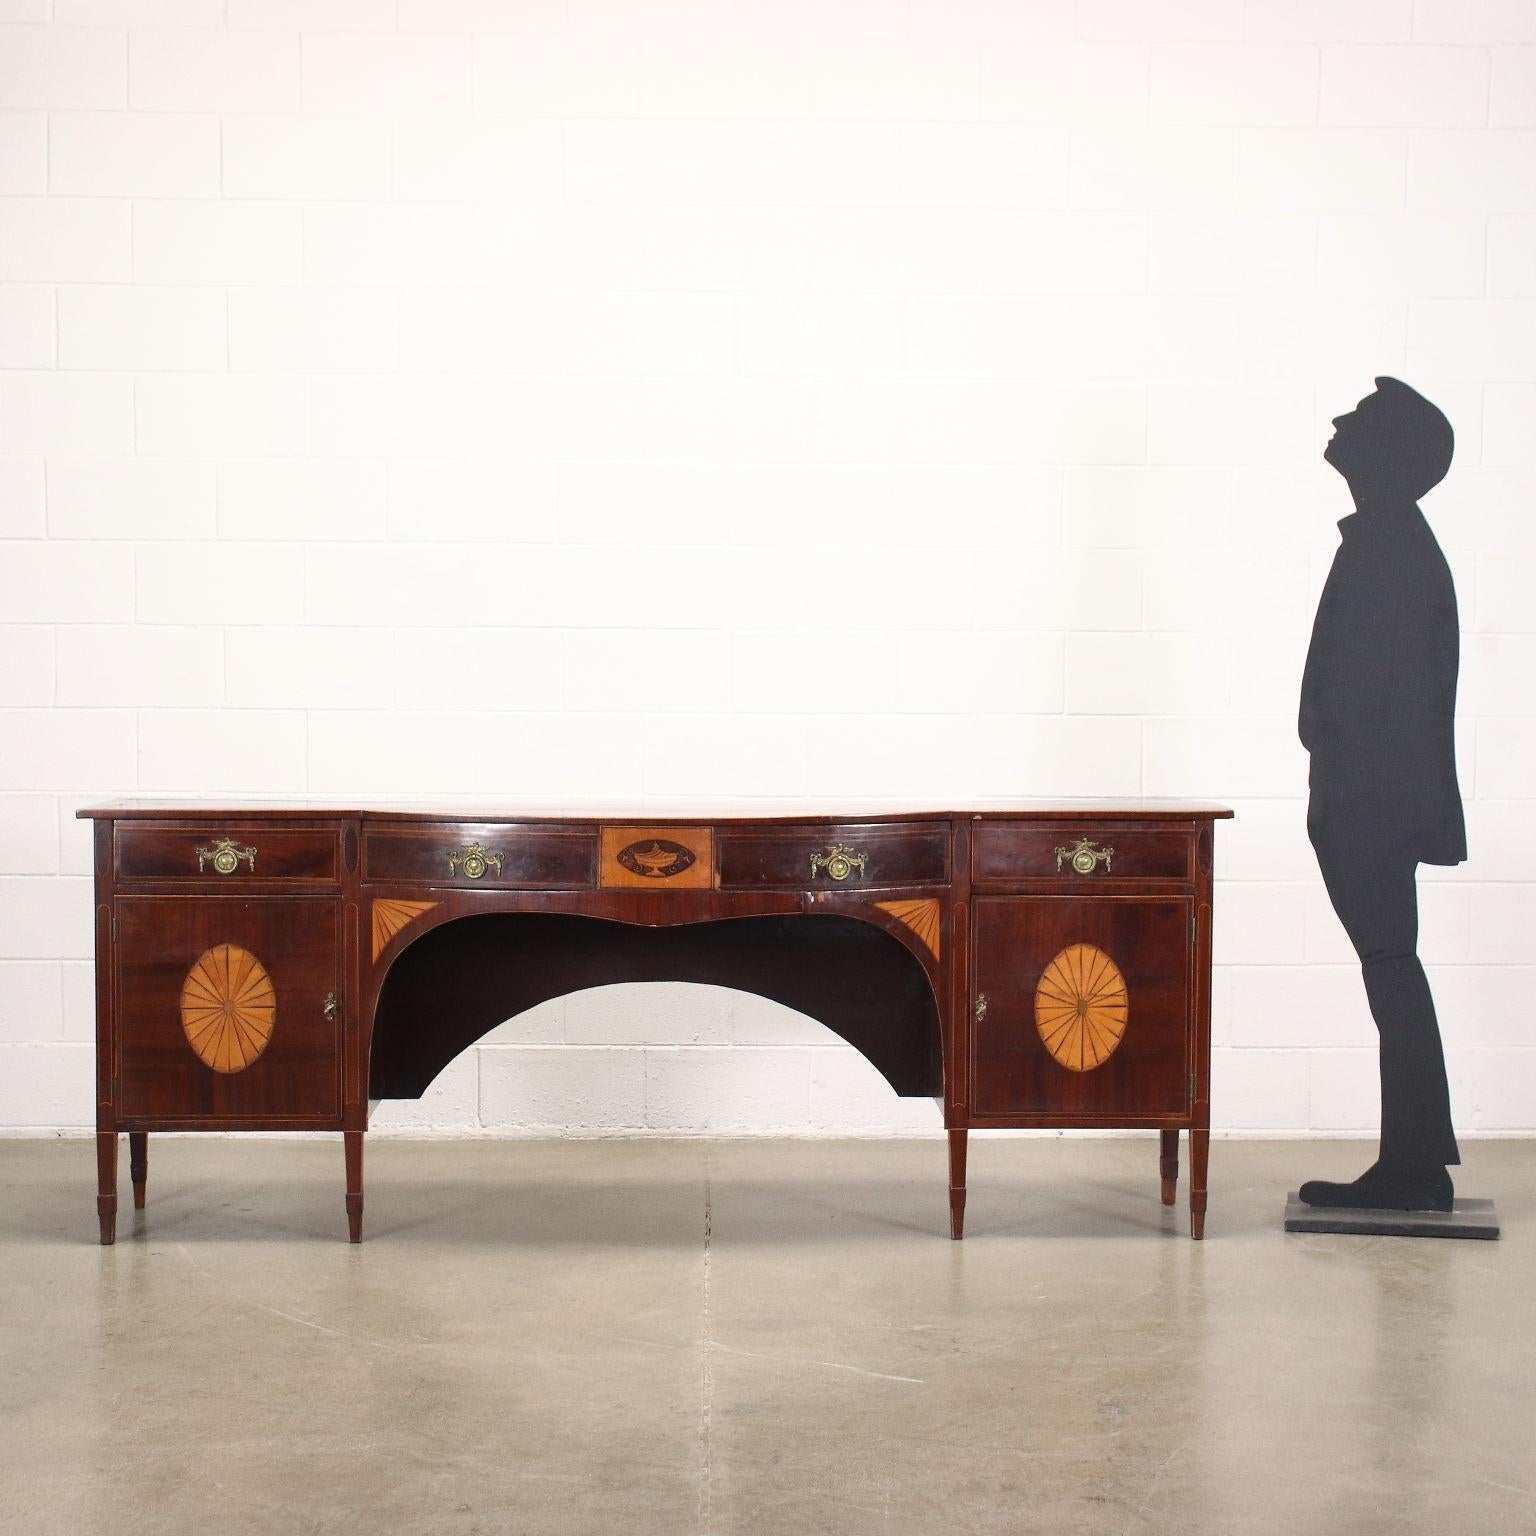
1035, 942, 1128, 1073
180, 943, 277, 1074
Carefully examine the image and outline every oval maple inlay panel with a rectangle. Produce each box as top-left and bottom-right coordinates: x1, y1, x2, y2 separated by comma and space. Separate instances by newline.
180, 944, 277, 1074
616, 839, 696, 879
1035, 943, 1128, 1073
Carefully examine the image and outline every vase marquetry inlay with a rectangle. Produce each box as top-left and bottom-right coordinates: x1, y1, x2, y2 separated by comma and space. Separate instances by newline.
1034, 943, 1128, 1073
180, 944, 277, 1074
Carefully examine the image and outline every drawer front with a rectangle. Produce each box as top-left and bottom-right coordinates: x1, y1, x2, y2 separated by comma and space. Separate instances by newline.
717, 823, 950, 890
364, 823, 597, 888
116, 823, 340, 885
972, 823, 1192, 884
970, 895, 1191, 1120
599, 826, 713, 890
115, 897, 341, 1124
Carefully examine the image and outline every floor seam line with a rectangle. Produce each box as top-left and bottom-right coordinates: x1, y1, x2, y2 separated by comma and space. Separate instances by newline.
698, 1144, 714, 1536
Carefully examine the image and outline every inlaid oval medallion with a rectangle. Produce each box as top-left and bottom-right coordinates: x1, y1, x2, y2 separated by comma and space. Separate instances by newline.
616, 839, 696, 880
180, 944, 276, 1074
1035, 943, 1128, 1073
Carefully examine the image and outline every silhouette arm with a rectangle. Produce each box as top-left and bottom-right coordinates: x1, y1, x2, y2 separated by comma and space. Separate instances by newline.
1302, 539, 1414, 798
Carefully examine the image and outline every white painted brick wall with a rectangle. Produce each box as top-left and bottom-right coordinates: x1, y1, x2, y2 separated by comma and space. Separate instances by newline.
1, 5, 1532, 1138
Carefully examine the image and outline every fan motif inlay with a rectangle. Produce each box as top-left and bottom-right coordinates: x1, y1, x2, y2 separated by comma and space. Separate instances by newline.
1034, 943, 1128, 1073
371, 898, 439, 961
874, 898, 941, 960
180, 944, 276, 1075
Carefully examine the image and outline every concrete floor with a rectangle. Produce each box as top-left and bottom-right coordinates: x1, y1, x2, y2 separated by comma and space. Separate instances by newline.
0, 1137, 1531, 1536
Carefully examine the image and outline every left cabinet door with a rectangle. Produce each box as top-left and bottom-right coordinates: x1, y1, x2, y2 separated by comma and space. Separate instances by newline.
115, 898, 342, 1126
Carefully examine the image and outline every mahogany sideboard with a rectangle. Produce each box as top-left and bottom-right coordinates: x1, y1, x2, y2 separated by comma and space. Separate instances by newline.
79, 801, 1230, 1245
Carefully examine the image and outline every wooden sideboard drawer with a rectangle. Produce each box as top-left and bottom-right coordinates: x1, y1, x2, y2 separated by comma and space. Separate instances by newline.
717, 823, 950, 890
116, 823, 340, 885
363, 823, 597, 888
972, 823, 1192, 884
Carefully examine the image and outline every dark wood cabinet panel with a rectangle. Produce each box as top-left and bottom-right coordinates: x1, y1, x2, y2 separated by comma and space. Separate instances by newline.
717, 823, 949, 890
363, 823, 597, 889
972, 823, 1193, 884
970, 895, 1192, 1121
116, 823, 340, 885
115, 897, 342, 1125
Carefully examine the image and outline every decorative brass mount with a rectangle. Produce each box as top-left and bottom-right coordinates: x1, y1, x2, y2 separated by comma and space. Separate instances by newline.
323, 991, 338, 1023
1056, 837, 1113, 875
447, 843, 504, 880
196, 838, 256, 875
974, 992, 989, 1023
810, 844, 868, 881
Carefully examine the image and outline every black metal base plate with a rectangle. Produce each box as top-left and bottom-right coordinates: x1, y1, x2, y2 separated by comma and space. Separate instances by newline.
1284, 1194, 1500, 1240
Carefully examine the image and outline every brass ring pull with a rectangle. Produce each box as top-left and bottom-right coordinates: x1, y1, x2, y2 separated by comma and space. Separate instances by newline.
323, 991, 338, 1023
810, 844, 867, 882
197, 838, 256, 875
447, 842, 504, 880
1056, 837, 1113, 875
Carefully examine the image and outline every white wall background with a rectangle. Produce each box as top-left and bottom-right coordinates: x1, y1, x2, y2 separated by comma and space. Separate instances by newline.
1, 0, 1532, 1139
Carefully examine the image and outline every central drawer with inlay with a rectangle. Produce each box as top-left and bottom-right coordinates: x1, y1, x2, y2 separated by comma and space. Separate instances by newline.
363, 823, 597, 888
598, 826, 714, 889
716, 823, 950, 890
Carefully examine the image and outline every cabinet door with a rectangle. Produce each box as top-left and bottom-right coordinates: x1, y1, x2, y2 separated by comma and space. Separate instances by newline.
116, 898, 341, 1125
971, 896, 1191, 1121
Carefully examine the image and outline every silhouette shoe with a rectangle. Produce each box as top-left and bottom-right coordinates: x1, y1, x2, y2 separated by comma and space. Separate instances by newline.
1298, 1160, 1453, 1212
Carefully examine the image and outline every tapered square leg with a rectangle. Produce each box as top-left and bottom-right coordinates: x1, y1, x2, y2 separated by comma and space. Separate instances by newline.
344, 1131, 364, 1244
96, 1131, 117, 1246
129, 1132, 148, 1210
1190, 1127, 1209, 1240
1159, 1128, 1179, 1207
947, 1126, 968, 1240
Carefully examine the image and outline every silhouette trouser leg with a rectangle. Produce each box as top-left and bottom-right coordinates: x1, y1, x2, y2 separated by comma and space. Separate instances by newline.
1309, 820, 1460, 1170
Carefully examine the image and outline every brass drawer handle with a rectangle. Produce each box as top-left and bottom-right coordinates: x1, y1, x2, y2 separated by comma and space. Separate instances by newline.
810, 844, 867, 882
323, 991, 338, 1023
447, 842, 504, 880
197, 838, 256, 875
1056, 837, 1113, 875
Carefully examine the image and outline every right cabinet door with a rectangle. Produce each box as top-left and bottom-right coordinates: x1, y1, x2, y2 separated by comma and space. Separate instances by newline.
971, 896, 1192, 1121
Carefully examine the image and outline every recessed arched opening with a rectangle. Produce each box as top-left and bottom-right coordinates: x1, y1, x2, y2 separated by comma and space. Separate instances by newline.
368, 912, 942, 1102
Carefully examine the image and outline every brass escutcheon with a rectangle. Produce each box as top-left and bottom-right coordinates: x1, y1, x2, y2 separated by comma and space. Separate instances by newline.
810, 844, 868, 882
447, 843, 504, 880
197, 837, 256, 875
323, 991, 338, 1023
1055, 837, 1113, 875
974, 992, 989, 1023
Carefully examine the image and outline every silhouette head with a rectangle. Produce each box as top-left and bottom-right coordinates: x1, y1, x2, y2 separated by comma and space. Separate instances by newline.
1324, 377, 1454, 503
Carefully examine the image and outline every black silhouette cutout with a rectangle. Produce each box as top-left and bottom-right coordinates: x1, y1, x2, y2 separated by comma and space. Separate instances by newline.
1297, 377, 1464, 1213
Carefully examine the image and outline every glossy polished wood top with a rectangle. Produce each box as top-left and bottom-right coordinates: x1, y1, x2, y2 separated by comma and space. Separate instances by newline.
79, 799, 1234, 823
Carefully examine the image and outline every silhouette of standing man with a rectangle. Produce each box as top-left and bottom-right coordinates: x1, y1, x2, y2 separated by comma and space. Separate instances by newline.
1298, 377, 1465, 1212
